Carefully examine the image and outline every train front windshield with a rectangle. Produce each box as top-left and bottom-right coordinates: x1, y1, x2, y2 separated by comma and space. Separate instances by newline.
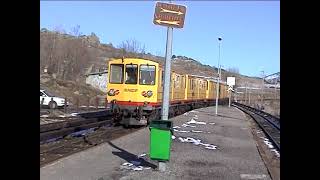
125, 64, 138, 84
140, 65, 155, 85
110, 64, 124, 83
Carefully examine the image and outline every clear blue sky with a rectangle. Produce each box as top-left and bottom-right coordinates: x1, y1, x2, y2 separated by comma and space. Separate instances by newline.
40, 1, 279, 77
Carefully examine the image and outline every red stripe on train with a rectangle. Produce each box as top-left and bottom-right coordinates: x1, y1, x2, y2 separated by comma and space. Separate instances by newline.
114, 99, 217, 107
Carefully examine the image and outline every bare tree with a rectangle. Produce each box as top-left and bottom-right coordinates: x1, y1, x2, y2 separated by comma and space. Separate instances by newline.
117, 39, 146, 58
40, 26, 95, 81
70, 25, 82, 37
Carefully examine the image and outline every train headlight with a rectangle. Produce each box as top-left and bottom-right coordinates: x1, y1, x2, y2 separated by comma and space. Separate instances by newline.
141, 90, 152, 97
108, 89, 115, 96
108, 89, 119, 96
146, 90, 153, 97
141, 91, 147, 97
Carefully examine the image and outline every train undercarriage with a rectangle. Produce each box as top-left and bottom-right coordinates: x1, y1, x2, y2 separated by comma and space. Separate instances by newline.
109, 99, 229, 127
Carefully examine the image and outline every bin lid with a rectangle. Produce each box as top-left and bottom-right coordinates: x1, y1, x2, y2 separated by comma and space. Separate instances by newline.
149, 120, 173, 130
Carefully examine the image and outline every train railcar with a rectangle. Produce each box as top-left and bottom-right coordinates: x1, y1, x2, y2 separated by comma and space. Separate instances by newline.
107, 58, 229, 126
106, 58, 159, 126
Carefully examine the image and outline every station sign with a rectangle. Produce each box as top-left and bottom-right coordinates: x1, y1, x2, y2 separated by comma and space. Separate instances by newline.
227, 77, 236, 86
153, 2, 187, 28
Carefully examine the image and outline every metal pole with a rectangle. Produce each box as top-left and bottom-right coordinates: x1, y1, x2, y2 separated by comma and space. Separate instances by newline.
245, 83, 247, 104
261, 71, 264, 105
228, 89, 231, 107
215, 39, 221, 115
248, 87, 251, 105
235, 88, 237, 102
159, 26, 173, 172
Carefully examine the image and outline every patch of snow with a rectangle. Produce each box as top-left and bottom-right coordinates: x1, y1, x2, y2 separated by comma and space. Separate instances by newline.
191, 130, 203, 133
122, 162, 133, 167
137, 153, 146, 158
260, 136, 280, 157
181, 123, 196, 128
70, 113, 78, 116
132, 166, 143, 171
175, 136, 218, 150
270, 149, 280, 158
186, 118, 206, 125
175, 130, 190, 133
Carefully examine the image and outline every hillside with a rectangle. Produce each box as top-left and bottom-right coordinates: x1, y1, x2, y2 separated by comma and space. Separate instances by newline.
40, 29, 263, 89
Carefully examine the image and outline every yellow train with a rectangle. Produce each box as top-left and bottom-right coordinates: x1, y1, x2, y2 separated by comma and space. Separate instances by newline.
106, 58, 228, 126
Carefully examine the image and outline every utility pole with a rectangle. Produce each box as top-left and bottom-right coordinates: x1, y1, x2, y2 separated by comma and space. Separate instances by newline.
215, 37, 222, 115
261, 71, 264, 105
245, 82, 248, 104
248, 86, 251, 105
159, 26, 173, 172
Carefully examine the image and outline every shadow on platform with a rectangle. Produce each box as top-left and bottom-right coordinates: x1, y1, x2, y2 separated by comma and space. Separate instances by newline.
108, 141, 157, 169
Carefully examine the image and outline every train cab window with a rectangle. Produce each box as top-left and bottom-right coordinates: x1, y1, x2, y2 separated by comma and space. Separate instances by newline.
110, 64, 124, 83
125, 64, 138, 84
140, 65, 156, 85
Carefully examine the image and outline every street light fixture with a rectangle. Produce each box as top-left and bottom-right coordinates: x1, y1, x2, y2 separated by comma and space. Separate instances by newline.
215, 37, 222, 115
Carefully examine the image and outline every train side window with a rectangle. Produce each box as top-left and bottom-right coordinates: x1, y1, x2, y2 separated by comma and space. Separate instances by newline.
182, 76, 185, 89
191, 79, 194, 90
125, 64, 138, 84
161, 71, 164, 87
174, 75, 180, 88
110, 64, 124, 83
140, 65, 156, 85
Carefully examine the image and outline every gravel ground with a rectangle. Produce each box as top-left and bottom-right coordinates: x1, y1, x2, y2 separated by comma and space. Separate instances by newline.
40, 106, 271, 180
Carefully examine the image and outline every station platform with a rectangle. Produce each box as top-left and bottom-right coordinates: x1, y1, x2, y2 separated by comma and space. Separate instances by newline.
40, 106, 271, 180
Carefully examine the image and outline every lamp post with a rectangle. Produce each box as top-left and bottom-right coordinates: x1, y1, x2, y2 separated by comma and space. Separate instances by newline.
245, 82, 248, 104
248, 86, 251, 105
261, 70, 265, 105
215, 37, 222, 115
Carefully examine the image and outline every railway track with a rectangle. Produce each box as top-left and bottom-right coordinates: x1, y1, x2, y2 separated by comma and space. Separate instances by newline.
40, 110, 113, 143
40, 126, 140, 167
40, 108, 146, 166
232, 102, 280, 151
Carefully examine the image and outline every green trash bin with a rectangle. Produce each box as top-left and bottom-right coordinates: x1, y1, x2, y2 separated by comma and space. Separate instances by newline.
149, 120, 173, 161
